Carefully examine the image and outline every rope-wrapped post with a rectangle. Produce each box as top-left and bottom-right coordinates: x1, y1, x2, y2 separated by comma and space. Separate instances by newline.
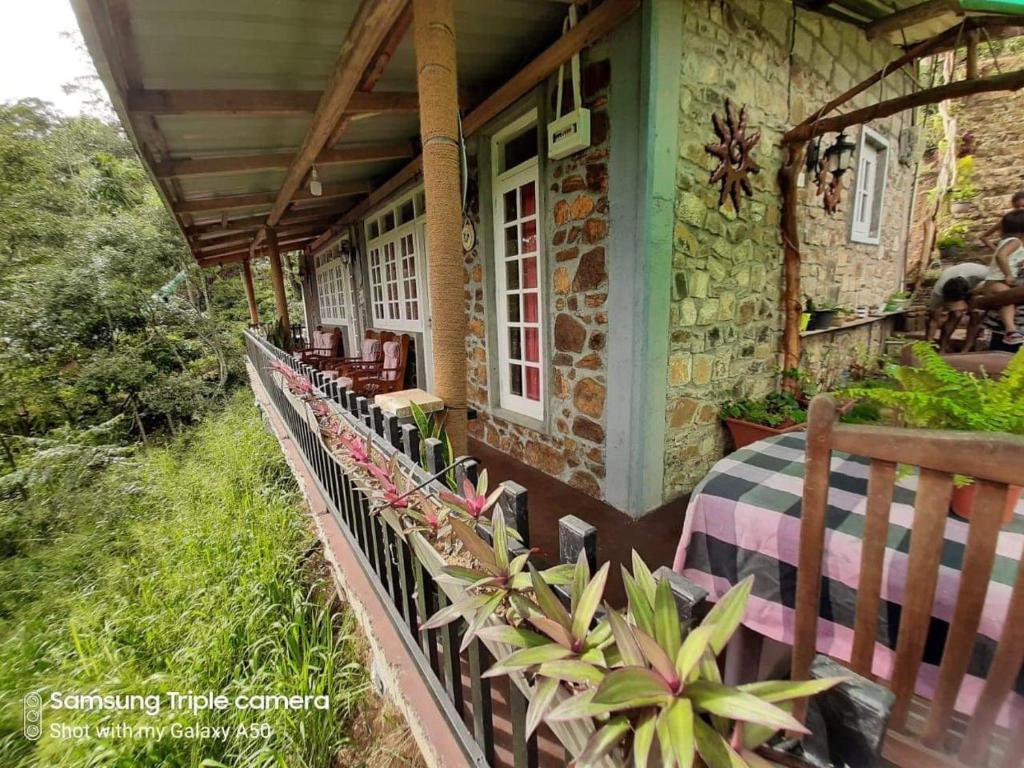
413, 0, 468, 454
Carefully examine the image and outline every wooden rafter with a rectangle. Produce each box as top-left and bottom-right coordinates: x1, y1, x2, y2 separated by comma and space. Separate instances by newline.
198, 235, 315, 266
154, 142, 413, 179
265, 0, 407, 229
189, 215, 339, 242
784, 67, 1024, 143
312, 0, 642, 253
174, 180, 370, 215
197, 227, 322, 256
126, 89, 418, 115
865, 0, 960, 40
788, 15, 1024, 143
323, 3, 414, 151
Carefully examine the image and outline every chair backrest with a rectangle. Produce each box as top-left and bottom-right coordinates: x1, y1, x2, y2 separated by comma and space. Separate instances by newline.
377, 333, 409, 384
360, 335, 382, 362
794, 394, 1024, 766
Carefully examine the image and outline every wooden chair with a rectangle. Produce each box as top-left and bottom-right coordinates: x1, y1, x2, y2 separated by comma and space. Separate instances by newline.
346, 333, 410, 396
294, 326, 343, 367
322, 329, 382, 377
794, 394, 1024, 767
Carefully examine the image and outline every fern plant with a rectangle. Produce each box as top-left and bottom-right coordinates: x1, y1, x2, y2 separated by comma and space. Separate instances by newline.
844, 344, 1024, 486
843, 343, 1024, 435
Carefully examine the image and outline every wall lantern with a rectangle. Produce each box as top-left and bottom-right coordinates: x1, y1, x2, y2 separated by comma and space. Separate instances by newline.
814, 131, 857, 214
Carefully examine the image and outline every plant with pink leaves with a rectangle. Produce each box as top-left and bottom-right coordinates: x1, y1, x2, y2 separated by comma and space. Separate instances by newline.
439, 469, 503, 522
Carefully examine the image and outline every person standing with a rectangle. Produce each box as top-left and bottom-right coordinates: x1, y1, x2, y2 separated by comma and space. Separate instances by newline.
979, 190, 1024, 251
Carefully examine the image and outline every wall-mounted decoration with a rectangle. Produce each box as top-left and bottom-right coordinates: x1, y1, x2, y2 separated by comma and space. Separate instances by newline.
705, 98, 761, 212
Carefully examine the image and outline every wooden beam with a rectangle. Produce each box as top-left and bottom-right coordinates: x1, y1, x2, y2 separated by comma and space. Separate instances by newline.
197, 234, 316, 265
865, 0, 959, 40
323, 3, 414, 150
192, 202, 356, 230
784, 68, 1024, 144
966, 29, 979, 80
125, 89, 418, 115
174, 180, 370, 214
313, 0, 641, 251
197, 224, 326, 254
266, 0, 407, 228
190, 215, 338, 242
154, 142, 413, 179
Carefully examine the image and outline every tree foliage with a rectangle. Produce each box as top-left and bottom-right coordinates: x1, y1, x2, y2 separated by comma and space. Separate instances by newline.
0, 98, 272, 453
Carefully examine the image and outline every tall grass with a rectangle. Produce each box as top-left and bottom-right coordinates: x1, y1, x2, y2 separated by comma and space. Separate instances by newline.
0, 393, 368, 767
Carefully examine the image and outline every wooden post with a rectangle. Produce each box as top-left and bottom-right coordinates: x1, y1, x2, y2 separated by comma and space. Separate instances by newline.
412, 0, 468, 454
241, 257, 260, 326
265, 227, 291, 341
780, 145, 805, 381
966, 30, 979, 81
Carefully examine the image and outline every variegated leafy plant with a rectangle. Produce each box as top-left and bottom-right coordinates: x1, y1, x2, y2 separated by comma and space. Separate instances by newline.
485, 552, 844, 768
421, 512, 573, 652
439, 467, 503, 521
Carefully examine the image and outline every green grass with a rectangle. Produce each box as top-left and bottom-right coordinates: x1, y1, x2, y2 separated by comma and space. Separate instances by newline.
0, 392, 368, 767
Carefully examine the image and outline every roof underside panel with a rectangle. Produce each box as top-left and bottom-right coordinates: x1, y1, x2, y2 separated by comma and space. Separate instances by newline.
75, 0, 567, 263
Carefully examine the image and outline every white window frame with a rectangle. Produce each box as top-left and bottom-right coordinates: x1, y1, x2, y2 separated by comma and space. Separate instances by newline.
314, 247, 351, 326
491, 109, 545, 421
363, 188, 427, 333
850, 126, 889, 245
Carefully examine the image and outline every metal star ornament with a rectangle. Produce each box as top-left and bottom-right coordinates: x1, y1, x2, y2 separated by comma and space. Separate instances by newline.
705, 98, 761, 212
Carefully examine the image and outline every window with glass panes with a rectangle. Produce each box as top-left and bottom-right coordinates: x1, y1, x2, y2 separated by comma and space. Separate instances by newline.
314, 249, 349, 325
492, 111, 543, 420
364, 189, 425, 331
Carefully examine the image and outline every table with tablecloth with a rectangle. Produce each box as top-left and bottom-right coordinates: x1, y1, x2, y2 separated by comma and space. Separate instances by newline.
672, 432, 1024, 724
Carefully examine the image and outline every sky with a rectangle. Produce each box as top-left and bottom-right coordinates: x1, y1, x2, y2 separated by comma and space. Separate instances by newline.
0, 0, 104, 116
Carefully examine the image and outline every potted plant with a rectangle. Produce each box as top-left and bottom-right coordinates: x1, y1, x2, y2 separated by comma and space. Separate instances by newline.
937, 223, 969, 261
844, 343, 1024, 524
804, 296, 838, 331
883, 291, 911, 313
720, 391, 808, 449
950, 155, 979, 215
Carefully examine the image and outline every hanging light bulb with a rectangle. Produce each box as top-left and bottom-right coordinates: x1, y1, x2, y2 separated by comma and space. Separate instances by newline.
309, 166, 322, 197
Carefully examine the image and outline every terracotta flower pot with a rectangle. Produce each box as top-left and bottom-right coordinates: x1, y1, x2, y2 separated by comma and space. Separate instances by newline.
950, 482, 1022, 525
724, 418, 806, 450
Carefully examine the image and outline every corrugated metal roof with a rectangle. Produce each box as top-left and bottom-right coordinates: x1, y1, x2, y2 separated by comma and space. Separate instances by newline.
71, 0, 567, 262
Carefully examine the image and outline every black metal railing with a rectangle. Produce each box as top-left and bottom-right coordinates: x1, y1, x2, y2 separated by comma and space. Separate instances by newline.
244, 330, 567, 767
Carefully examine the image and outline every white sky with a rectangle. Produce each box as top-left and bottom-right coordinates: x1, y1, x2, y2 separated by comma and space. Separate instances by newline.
0, 0, 102, 115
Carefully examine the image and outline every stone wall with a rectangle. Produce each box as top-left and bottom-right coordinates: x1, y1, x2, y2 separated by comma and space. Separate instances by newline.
464, 50, 613, 501
907, 53, 1024, 279
662, 0, 916, 498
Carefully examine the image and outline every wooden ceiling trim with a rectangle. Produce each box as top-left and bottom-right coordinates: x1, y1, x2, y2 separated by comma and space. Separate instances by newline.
266, 0, 408, 228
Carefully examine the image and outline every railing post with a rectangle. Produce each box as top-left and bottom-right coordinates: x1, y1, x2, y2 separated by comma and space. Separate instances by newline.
653, 566, 708, 622
346, 390, 358, 415
423, 437, 445, 476
384, 414, 403, 450
401, 424, 422, 464
500, 481, 530, 547
559, 515, 597, 573
369, 403, 384, 437
454, 457, 479, 490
